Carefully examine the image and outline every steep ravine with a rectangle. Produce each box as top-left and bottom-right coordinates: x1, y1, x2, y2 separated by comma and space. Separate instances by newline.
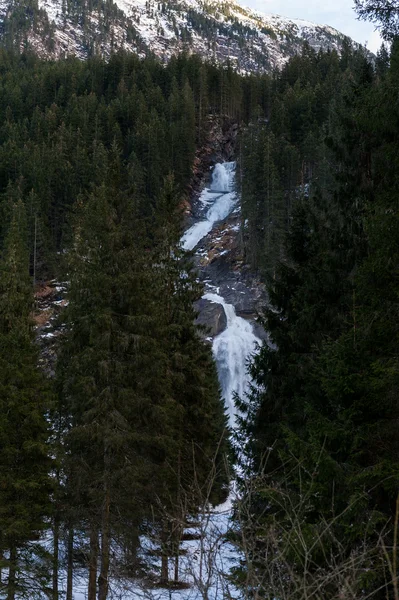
181, 161, 265, 426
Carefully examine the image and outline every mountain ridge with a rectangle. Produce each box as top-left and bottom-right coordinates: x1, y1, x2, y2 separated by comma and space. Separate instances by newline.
0, 0, 355, 71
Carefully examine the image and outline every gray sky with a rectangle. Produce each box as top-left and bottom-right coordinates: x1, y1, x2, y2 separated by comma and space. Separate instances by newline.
241, 0, 383, 53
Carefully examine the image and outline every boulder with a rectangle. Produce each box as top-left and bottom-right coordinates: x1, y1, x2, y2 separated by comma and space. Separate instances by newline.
195, 298, 227, 337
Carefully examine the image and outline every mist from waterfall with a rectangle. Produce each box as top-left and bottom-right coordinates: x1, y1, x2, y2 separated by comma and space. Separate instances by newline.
210, 162, 235, 192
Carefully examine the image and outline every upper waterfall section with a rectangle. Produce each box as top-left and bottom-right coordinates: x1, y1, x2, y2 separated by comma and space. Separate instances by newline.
181, 162, 237, 252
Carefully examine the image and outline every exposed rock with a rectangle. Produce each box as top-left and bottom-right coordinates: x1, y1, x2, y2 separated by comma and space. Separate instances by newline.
187, 116, 239, 213
185, 118, 268, 342
34, 280, 67, 377
195, 298, 227, 337
194, 217, 269, 340
1, 0, 356, 73
252, 320, 269, 342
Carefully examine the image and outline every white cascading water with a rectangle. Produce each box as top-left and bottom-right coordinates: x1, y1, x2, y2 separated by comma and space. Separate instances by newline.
181, 162, 237, 252
203, 293, 259, 426
181, 162, 260, 427
209, 162, 235, 192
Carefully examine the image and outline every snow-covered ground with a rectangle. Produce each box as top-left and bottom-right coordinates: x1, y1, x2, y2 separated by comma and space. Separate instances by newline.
60, 495, 241, 599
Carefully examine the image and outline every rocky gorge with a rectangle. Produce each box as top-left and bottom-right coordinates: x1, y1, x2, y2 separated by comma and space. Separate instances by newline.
181, 122, 267, 424
34, 116, 267, 427
187, 117, 267, 342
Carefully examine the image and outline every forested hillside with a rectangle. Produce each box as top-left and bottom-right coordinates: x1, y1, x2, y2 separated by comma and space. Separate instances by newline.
0, 4, 398, 597
0, 50, 267, 599
235, 12, 399, 600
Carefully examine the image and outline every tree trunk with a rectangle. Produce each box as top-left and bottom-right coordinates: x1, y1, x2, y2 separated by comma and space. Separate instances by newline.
88, 526, 98, 600
0, 533, 3, 585
52, 510, 60, 600
174, 553, 179, 584
98, 484, 111, 600
33, 214, 37, 288
7, 544, 17, 600
126, 528, 139, 576
174, 450, 181, 584
66, 526, 74, 600
160, 524, 169, 586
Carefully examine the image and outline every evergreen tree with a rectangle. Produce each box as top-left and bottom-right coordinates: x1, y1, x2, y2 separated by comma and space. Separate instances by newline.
234, 44, 395, 599
153, 175, 229, 510
59, 156, 229, 594
60, 163, 160, 598
354, 0, 399, 39
0, 200, 52, 600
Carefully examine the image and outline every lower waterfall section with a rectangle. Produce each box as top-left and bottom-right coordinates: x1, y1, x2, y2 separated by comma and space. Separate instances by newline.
203, 293, 260, 427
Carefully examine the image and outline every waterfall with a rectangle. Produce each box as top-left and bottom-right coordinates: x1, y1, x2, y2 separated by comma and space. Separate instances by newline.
210, 161, 235, 192
181, 161, 261, 427
203, 293, 259, 427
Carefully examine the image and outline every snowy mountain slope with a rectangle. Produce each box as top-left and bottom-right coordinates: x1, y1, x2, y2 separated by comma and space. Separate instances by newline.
0, 0, 353, 71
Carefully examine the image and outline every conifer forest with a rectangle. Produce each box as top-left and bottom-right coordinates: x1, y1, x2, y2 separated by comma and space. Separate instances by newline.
1, 0, 399, 598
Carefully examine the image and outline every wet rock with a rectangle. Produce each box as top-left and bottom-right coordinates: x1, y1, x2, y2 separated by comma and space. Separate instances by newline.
195, 298, 227, 337
186, 116, 239, 217
185, 116, 268, 344
193, 208, 268, 341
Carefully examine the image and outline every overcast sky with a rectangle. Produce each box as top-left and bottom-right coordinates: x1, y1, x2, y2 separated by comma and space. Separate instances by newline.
241, 0, 383, 53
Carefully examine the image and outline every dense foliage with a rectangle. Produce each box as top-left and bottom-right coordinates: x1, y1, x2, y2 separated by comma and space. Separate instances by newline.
0, 50, 270, 598
0, 49, 267, 281
1, 13, 399, 598
236, 25, 399, 600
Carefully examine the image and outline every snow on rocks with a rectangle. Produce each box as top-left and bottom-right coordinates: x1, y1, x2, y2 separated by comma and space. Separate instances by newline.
34, 280, 67, 376
8, 0, 353, 71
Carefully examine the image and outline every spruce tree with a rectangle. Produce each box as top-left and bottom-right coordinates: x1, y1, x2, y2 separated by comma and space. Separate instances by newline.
140, 175, 230, 583
235, 45, 385, 598
0, 200, 52, 600
164, 178, 229, 469
60, 169, 158, 599
59, 157, 226, 595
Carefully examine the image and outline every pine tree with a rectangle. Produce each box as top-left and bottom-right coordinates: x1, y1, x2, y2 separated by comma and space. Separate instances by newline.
0, 200, 52, 600
144, 175, 230, 583
59, 156, 226, 595
234, 45, 385, 598
354, 0, 399, 39
60, 166, 158, 598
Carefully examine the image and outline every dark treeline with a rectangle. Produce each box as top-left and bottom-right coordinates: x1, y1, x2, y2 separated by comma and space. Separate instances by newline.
236, 17, 399, 600
0, 50, 267, 279
0, 50, 272, 599
239, 40, 375, 275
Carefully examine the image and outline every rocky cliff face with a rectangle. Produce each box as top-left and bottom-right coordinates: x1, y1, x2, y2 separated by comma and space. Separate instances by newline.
0, 0, 354, 72
194, 213, 267, 340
